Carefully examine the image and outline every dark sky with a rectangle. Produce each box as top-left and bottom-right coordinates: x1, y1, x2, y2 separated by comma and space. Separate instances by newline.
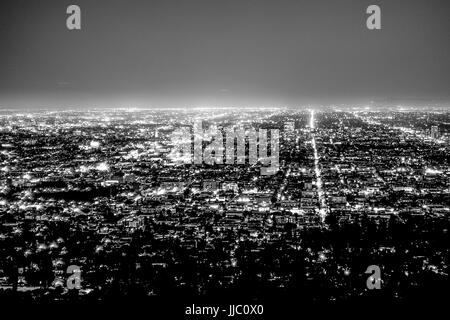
0, 0, 449, 108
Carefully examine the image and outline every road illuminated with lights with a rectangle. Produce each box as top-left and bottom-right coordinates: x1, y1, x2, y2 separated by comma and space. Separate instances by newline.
310, 110, 327, 222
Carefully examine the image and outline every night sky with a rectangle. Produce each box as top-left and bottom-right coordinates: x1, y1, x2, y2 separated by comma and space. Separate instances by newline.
0, 0, 449, 108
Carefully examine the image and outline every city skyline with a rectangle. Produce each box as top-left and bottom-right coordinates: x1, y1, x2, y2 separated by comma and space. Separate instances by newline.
1, 108, 449, 310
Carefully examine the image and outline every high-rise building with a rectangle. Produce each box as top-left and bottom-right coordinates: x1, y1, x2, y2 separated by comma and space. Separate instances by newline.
431, 126, 440, 139
284, 121, 295, 133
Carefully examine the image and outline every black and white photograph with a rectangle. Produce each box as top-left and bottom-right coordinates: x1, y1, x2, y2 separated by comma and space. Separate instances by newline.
0, 0, 449, 317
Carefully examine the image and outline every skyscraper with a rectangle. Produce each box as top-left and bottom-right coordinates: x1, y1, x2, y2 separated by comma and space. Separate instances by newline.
431, 126, 440, 139
284, 122, 295, 134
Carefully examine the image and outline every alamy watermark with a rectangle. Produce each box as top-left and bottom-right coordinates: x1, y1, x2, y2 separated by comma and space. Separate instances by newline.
365, 265, 382, 290
169, 121, 279, 176
65, 4, 381, 31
